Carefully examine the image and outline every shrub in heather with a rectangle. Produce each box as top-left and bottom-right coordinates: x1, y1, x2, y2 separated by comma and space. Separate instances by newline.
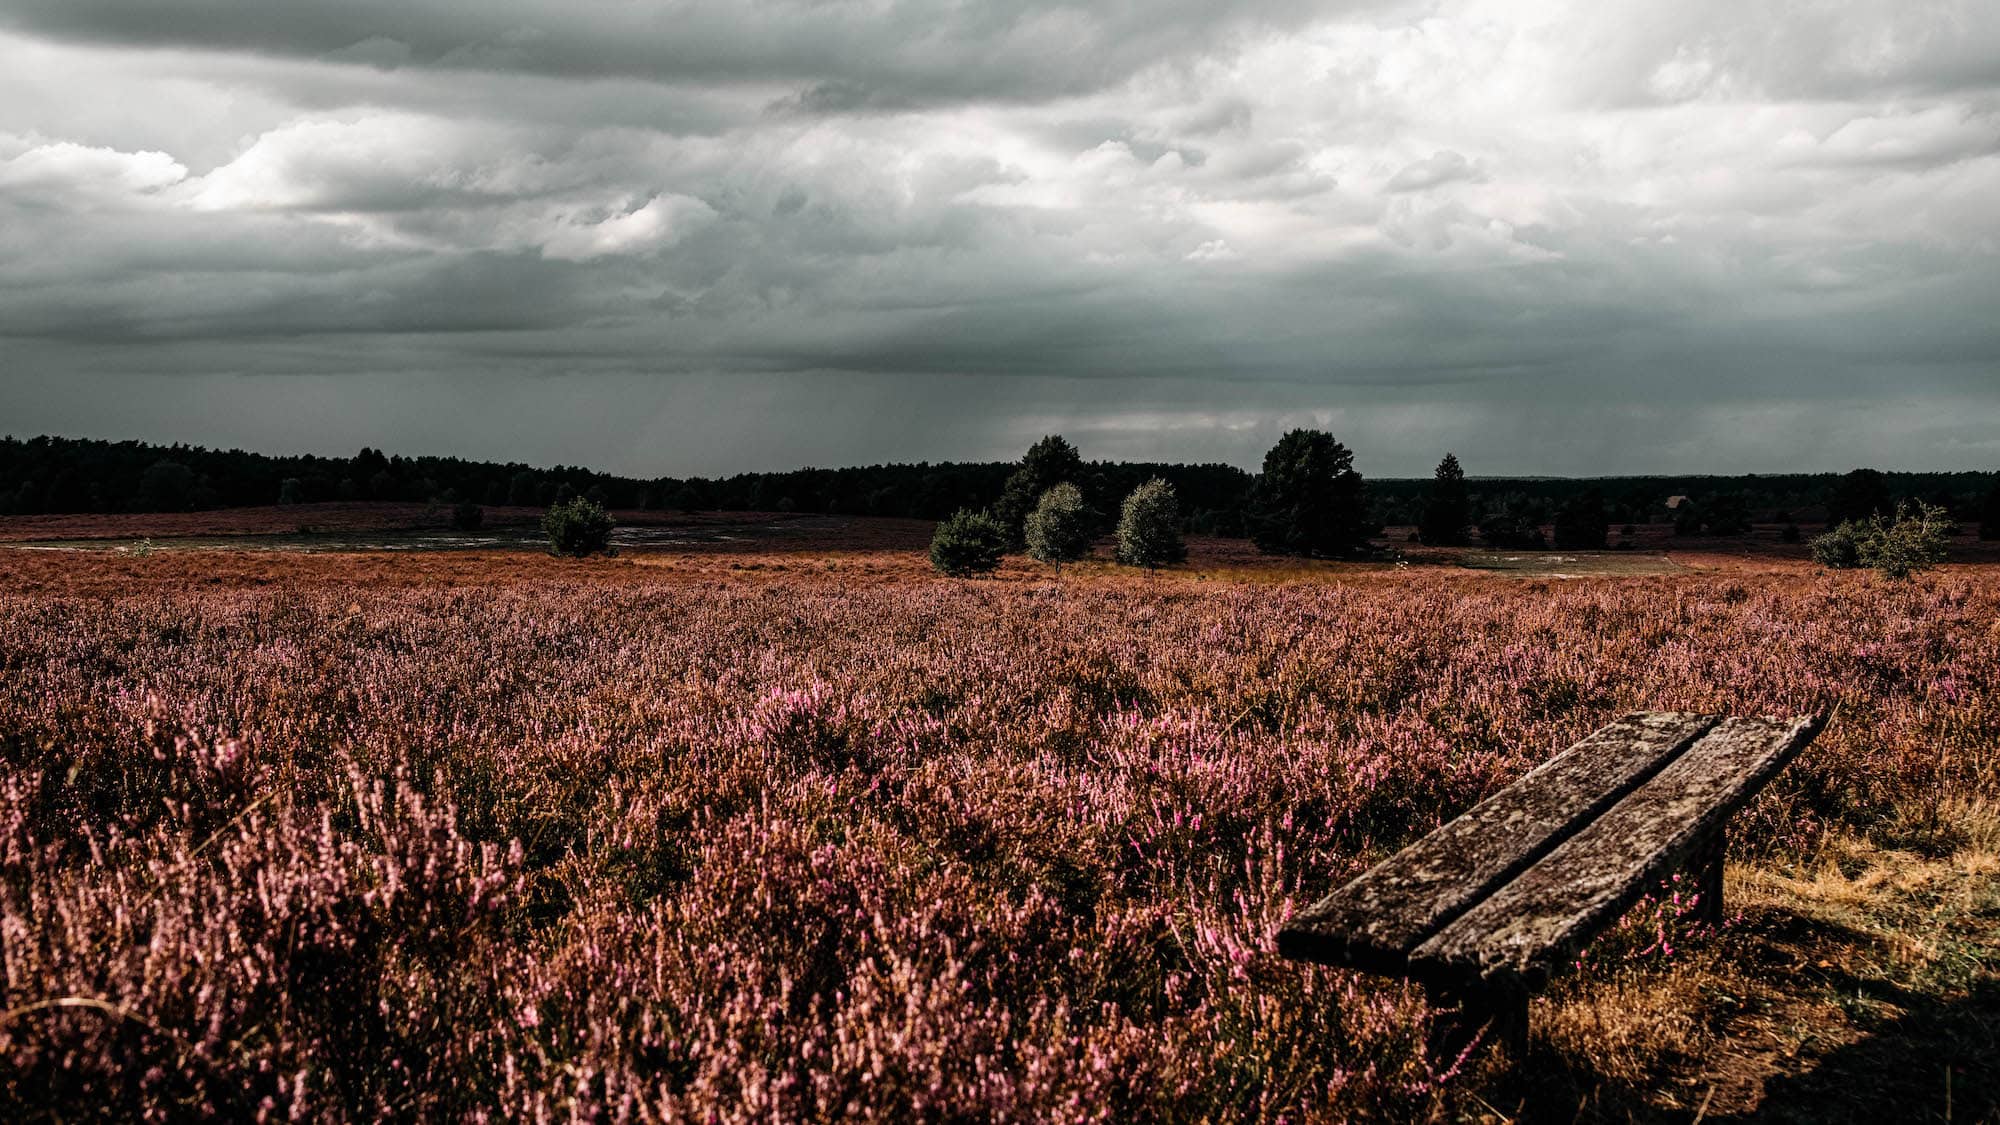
1811, 504, 1950, 578
928, 508, 1007, 575
1811, 521, 1863, 568
452, 500, 484, 532
1979, 479, 2000, 541
1024, 483, 1094, 574
1115, 478, 1187, 569
1859, 501, 1951, 579
542, 496, 614, 557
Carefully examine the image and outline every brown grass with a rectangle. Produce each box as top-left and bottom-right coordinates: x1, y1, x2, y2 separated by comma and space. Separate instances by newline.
1473, 799, 2000, 1122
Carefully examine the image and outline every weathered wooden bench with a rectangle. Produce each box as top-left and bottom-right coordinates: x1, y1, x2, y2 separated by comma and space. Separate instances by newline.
1277, 711, 1827, 1053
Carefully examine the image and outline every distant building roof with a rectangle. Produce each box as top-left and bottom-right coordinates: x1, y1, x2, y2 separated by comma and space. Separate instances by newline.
1664, 495, 1690, 509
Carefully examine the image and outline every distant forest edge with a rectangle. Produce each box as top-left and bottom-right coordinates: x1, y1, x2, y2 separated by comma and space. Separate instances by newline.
2, 433, 1995, 536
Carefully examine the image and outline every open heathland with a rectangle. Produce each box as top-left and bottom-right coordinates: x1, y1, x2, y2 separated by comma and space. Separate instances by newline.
1, 540, 1995, 1121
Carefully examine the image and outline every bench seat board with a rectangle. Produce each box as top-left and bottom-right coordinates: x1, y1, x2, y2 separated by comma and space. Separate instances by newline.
1277, 711, 1719, 973
1411, 713, 1826, 988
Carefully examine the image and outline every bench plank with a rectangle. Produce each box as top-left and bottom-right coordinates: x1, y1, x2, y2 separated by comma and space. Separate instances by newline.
1412, 713, 1826, 988
1278, 711, 1719, 973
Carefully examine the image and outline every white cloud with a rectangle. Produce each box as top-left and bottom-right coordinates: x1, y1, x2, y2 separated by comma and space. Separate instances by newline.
539, 193, 716, 261
0, 137, 186, 204
189, 114, 562, 213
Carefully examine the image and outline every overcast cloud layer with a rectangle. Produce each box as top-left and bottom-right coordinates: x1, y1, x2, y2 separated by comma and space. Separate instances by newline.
2, 0, 1996, 476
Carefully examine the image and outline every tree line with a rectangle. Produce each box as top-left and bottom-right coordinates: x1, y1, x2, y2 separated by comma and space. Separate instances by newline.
2, 432, 1995, 543
0, 434, 1249, 531
932, 429, 1379, 575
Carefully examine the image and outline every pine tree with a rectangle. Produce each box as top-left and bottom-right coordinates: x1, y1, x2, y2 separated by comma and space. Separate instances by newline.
1417, 453, 1471, 546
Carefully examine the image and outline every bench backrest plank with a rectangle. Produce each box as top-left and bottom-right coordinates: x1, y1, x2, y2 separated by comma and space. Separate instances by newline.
1411, 713, 1826, 988
1278, 712, 1719, 973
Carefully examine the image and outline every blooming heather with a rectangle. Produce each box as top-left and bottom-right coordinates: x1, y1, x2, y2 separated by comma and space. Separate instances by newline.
1, 554, 1995, 1121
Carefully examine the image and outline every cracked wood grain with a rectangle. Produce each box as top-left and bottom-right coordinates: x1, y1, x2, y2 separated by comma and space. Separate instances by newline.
1411, 713, 1827, 989
1278, 711, 1719, 974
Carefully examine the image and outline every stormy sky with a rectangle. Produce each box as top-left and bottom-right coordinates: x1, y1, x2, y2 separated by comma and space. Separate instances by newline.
2, 1, 1996, 478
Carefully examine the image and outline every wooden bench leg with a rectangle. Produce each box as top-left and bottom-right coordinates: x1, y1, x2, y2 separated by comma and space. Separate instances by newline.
1424, 978, 1529, 1060
1692, 833, 1725, 926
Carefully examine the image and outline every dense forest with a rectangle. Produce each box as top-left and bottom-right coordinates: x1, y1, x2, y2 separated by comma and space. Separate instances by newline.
2, 433, 1995, 538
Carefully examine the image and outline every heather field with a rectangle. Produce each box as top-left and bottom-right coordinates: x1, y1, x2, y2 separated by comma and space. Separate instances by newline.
3, 544, 1997, 1122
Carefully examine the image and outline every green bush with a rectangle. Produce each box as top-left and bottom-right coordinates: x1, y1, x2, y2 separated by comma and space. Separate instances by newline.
542, 497, 615, 557
1861, 501, 1951, 579
1115, 478, 1187, 569
1024, 483, 1093, 574
1810, 522, 1864, 569
929, 509, 1008, 576
1811, 502, 1950, 578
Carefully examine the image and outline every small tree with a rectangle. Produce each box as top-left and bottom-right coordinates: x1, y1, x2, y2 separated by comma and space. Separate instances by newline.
452, 501, 484, 532
929, 509, 1007, 576
277, 477, 304, 506
543, 496, 614, 557
1417, 452, 1472, 546
1245, 429, 1369, 557
1024, 483, 1093, 574
1980, 479, 2000, 541
1116, 478, 1187, 569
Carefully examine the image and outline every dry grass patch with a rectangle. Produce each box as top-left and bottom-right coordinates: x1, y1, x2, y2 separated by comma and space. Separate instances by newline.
1463, 801, 2000, 1122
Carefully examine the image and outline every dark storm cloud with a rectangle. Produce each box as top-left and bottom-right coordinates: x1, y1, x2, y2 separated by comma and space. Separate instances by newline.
1, 0, 1997, 475
0, 0, 1364, 106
